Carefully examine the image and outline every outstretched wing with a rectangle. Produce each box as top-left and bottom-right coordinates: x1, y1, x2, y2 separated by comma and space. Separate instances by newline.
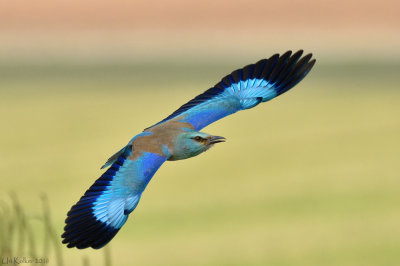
147, 50, 315, 131
62, 148, 167, 249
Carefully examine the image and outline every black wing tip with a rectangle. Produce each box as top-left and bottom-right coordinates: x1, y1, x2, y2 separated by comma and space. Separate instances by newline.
308, 58, 316, 68
62, 209, 120, 249
272, 50, 316, 95
62, 189, 119, 249
250, 49, 315, 90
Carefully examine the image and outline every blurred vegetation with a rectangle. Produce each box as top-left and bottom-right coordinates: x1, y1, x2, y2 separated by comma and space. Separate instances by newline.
1, 57, 400, 265
0, 194, 111, 266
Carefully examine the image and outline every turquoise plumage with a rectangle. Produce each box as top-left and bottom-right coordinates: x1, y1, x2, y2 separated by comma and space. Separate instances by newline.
62, 50, 316, 249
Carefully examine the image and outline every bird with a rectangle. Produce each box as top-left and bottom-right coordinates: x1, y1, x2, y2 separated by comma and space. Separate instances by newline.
62, 50, 316, 249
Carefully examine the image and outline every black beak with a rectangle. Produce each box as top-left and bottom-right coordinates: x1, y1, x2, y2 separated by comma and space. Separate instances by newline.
209, 135, 226, 144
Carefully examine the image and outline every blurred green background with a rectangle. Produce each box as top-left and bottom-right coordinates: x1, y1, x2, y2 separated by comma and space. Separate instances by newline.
1, 0, 400, 265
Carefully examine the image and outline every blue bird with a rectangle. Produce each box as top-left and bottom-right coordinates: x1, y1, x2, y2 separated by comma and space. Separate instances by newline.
62, 50, 316, 249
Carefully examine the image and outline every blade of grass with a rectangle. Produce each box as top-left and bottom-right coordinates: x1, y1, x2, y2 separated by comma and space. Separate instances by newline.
41, 193, 64, 266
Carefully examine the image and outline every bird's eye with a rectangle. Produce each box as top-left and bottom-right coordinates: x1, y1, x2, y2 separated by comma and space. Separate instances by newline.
193, 136, 202, 141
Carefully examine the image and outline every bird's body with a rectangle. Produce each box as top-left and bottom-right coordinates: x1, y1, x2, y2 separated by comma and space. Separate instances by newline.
140, 120, 198, 161
62, 50, 316, 249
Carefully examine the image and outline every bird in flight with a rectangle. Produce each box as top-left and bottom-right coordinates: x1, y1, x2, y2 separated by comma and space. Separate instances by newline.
62, 50, 316, 249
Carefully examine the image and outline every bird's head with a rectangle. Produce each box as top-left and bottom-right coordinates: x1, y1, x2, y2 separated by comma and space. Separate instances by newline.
170, 131, 226, 160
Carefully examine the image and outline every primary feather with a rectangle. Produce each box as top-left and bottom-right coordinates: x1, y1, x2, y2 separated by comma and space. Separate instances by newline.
147, 50, 315, 130
62, 150, 167, 249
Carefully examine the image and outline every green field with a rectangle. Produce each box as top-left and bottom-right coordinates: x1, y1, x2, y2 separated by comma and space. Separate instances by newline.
1, 58, 400, 265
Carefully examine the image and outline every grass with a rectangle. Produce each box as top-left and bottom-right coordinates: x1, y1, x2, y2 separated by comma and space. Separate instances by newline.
0, 193, 63, 265
1, 58, 400, 265
0, 193, 112, 265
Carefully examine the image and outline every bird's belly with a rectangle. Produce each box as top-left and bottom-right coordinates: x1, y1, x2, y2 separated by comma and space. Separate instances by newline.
167, 147, 205, 161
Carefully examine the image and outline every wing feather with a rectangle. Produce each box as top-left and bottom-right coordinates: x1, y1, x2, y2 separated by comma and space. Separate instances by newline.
146, 50, 315, 131
62, 150, 167, 249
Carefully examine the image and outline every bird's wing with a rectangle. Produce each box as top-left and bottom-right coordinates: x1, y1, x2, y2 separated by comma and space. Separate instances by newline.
62, 148, 167, 249
146, 50, 315, 131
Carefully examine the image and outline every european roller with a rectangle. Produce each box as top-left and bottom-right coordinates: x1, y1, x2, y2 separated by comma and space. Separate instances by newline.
62, 50, 316, 249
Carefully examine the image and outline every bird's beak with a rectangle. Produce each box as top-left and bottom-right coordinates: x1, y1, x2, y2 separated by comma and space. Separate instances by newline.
208, 135, 226, 144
